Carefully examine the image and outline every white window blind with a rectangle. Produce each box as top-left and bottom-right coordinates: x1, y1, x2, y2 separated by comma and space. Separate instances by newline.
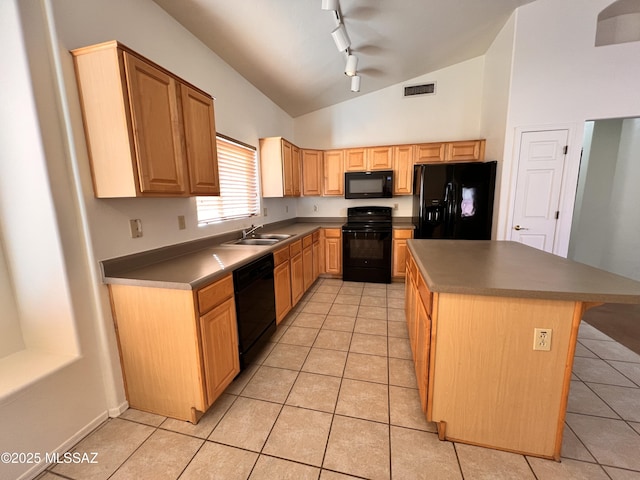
197, 135, 259, 225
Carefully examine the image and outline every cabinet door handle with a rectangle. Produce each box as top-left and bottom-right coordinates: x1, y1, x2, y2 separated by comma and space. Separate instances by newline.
513, 225, 529, 231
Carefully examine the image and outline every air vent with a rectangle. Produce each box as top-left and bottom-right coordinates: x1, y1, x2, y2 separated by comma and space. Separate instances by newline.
403, 82, 436, 98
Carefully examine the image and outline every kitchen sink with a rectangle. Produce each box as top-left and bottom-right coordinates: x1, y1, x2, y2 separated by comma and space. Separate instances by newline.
253, 233, 292, 240
223, 232, 293, 246
228, 238, 280, 246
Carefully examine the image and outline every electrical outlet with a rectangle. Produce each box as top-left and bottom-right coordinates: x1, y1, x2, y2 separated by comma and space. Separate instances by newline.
129, 219, 143, 238
393, 203, 399, 210
533, 328, 552, 351
178, 215, 186, 230
313, 205, 318, 212
285, 205, 289, 213
263, 207, 268, 216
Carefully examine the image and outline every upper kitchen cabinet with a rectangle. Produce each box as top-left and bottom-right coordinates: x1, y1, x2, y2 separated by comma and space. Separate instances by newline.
181, 86, 220, 195
415, 140, 485, 163
393, 144, 415, 195
301, 149, 323, 196
345, 146, 393, 171
259, 137, 301, 197
71, 41, 220, 198
322, 149, 344, 196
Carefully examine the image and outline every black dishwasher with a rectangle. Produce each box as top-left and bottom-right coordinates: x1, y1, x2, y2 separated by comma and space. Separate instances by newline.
233, 253, 276, 370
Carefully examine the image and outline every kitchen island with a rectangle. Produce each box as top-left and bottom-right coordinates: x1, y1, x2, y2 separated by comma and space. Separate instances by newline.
405, 240, 640, 460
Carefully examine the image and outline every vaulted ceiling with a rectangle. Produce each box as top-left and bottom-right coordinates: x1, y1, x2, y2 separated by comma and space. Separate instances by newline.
152, 0, 536, 117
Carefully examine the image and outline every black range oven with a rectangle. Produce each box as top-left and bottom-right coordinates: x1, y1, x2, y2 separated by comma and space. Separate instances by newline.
342, 206, 392, 284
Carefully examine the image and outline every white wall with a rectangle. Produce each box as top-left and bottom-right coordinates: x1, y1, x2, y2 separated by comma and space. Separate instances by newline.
293, 57, 486, 218
496, 0, 640, 256
0, 1, 114, 478
0, 242, 22, 358
480, 12, 516, 238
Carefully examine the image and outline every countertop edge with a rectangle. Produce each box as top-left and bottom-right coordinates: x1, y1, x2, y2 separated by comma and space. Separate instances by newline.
407, 240, 640, 304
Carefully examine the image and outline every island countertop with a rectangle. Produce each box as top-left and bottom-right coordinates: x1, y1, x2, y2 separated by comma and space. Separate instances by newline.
407, 239, 640, 304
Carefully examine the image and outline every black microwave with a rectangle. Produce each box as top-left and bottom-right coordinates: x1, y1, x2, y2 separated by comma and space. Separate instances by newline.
344, 170, 394, 199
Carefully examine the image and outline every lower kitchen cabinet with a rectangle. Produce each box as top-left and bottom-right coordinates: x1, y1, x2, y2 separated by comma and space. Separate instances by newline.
392, 228, 413, 278
290, 240, 304, 305
302, 234, 314, 290
200, 296, 239, 405
109, 273, 239, 423
273, 246, 292, 324
323, 228, 342, 276
405, 249, 432, 413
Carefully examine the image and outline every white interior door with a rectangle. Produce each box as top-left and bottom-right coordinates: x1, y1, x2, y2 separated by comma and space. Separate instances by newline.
510, 130, 569, 252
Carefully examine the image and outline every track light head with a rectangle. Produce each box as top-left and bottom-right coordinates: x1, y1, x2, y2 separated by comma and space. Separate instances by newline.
351, 75, 361, 92
331, 23, 351, 52
321, 0, 339, 11
344, 54, 358, 76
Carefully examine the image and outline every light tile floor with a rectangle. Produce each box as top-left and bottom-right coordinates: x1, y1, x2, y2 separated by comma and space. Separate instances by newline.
39, 278, 640, 480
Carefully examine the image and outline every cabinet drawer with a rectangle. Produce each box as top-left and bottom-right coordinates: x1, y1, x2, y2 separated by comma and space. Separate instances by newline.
289, 239, 302, 257
312, 230, 320, 243
303, 234, 313, 249
273, 246, 290, 266
393, 229, 413, 239
197, 274, 234, 315
323, 228, 341, 239
417, 273, 432, 317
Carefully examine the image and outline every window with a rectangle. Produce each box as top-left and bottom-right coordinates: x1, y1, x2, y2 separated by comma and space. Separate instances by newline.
197, 135, 259, 225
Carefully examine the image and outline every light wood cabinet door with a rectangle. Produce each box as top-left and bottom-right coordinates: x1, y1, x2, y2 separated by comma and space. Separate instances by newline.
393, 145, 415, 195
323, 150, 344, 196
200, 297, 240, 406
392, 229, 413, 278
292, 145, 301, 196
415, 142, 445, 163
323, 229, 342, 275
312, 237, 320, 282
180, 85, 220, 195
445, 140, 485, 162
345, 148, 366, 171
290, 252, 304, 305
415, 295, 431, 413
303, 244, 313, 291
367, 146, 393, 170
123, 52, 187, 194
301, 149, 323, 196
274, 261, 292, 324
282, 140, 294, 196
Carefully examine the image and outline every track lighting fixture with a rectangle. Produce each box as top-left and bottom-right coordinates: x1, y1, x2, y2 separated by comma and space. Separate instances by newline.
350, 75, 361, 92
344, 54, 358, 76
331, 23, 351, 52
323, 0, 361, 93
321, 0, 339, 11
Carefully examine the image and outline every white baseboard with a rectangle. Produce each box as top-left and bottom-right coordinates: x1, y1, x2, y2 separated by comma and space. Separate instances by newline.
18, 410, 109, 480
109, 400, 129, 417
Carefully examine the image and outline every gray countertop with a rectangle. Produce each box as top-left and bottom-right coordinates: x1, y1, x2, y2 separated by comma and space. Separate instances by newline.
407, 239, 640, 304
102, 223, 332, 290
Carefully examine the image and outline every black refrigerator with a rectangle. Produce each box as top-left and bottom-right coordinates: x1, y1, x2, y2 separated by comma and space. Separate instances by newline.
412, 161, 497, 239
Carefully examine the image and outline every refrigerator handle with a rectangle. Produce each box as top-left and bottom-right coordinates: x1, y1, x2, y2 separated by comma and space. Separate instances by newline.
444, 182, 453, 235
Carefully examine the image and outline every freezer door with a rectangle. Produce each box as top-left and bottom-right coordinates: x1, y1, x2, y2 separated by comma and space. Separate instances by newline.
450, 162, 497, 239
412, 164, 449, 239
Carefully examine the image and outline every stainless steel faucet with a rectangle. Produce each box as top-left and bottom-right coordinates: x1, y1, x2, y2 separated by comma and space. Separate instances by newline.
242, 224, 263, 238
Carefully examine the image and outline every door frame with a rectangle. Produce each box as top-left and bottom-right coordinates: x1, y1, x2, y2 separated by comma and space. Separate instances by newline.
503, 124, 583, 257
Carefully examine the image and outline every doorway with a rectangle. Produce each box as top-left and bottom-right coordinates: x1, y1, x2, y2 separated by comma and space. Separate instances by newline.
509, 129, 569, 253
568, 117, 640, 282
